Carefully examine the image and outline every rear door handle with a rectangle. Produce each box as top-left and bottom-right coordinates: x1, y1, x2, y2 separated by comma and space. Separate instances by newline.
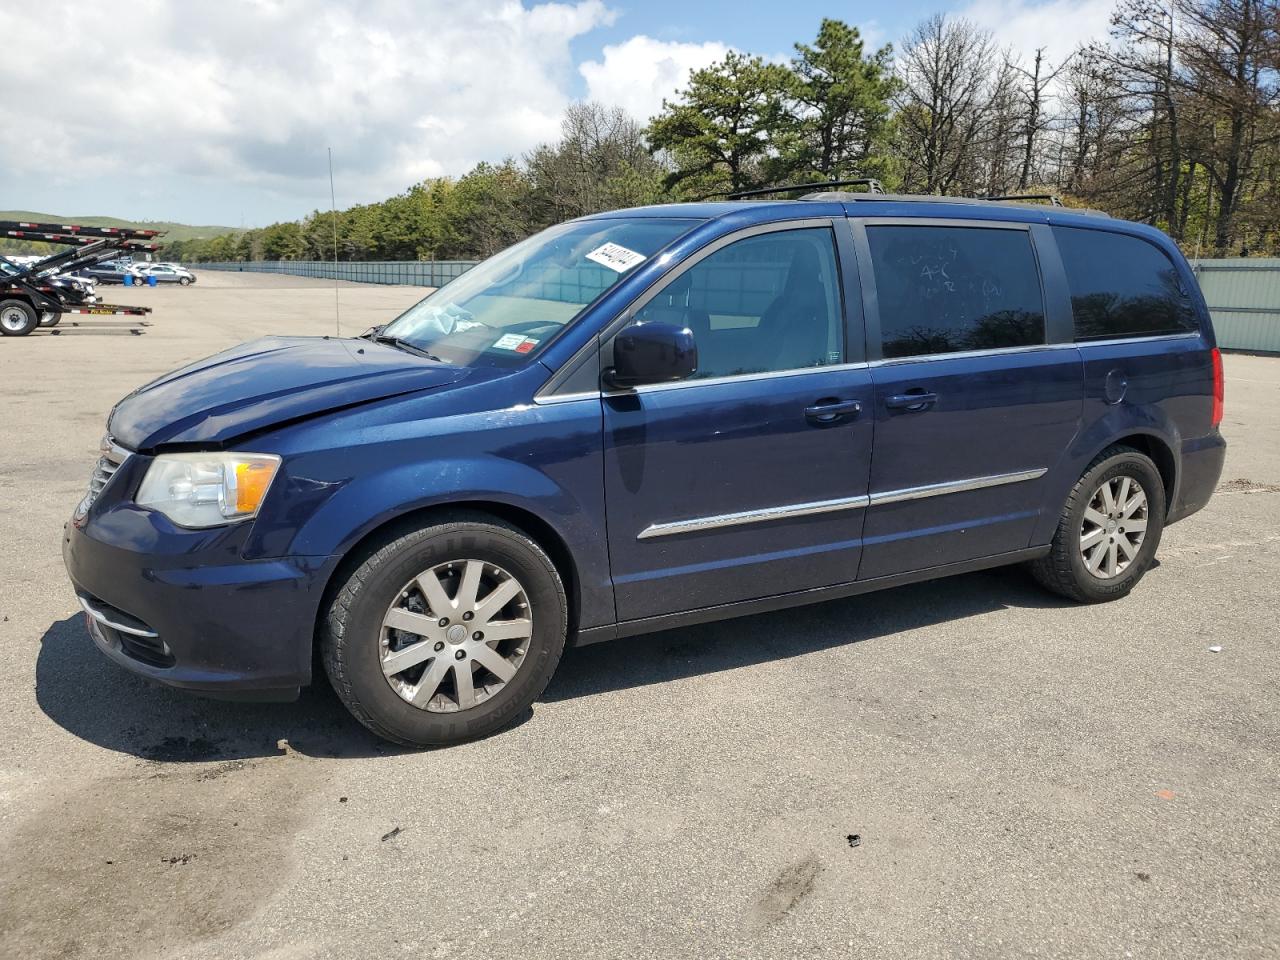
885, 392, 938, 412
804, 399, 862, 422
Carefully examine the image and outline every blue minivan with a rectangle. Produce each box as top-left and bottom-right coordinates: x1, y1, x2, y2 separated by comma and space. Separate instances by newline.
63, 192, 1226, 746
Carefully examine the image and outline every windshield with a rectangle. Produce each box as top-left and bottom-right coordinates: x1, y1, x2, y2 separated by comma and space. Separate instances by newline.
379, 217, 700, 367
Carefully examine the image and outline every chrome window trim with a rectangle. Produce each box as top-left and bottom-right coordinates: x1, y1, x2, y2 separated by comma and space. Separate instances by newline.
867, 342, 1076, 368
609, 360, 871, 398
532, 389, 602, 406
77, 594, 159, 638
637, 467, 1048, 540
1074, 331, 1201, 348
638, 494, 870, 540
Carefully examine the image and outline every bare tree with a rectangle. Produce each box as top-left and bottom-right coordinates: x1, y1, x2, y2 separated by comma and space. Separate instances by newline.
526, 102, 663, 222
895, 15, 1012, 194
1097, 0, 1186, 234
1014, 48, 1068, 188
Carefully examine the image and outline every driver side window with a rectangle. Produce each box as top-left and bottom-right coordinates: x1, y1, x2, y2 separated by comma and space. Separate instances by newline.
633, 227, 843, 380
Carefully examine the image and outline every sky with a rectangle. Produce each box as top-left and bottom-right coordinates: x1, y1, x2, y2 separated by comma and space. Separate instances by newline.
0, 0, 1115, 228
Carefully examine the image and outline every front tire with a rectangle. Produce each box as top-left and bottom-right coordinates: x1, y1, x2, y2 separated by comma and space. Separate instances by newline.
1030, 445, 1166, 603
321, 515, 567, 747
179, 277, 192, 285
0, 300, 38, 336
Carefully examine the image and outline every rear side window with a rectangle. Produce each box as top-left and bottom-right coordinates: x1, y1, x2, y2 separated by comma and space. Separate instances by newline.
1055, 226, 1198, 340
868, 225, 1045, 359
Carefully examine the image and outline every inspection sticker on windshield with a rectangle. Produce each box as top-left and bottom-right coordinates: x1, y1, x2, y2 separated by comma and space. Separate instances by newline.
586, 242, 646, 273
493, 333, 540, 354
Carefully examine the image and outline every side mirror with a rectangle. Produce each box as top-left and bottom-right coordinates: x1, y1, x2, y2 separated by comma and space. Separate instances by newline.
604, 321, 697, 389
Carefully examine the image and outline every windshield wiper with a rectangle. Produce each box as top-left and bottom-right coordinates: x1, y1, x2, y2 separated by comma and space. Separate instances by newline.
371, 333, 449, 363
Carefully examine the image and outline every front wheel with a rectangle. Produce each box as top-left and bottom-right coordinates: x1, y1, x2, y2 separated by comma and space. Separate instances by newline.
0, 300, 38, 336
1030, 445, 1166, 603
321, 515, 567, 747
179, 277, 191, 285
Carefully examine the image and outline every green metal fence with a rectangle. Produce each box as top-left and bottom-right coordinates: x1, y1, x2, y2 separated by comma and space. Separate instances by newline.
1191, 259, 1280, 353
197, 260, 477, 287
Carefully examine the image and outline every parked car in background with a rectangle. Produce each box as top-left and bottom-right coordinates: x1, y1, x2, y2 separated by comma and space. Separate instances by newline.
64, 192, 1225, 747
80, 263, 130, 284
130, 262, 196, 285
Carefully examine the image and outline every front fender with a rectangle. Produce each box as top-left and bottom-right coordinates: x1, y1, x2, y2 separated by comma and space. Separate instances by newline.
289, 455, 578, 557
242, 392, 614, 630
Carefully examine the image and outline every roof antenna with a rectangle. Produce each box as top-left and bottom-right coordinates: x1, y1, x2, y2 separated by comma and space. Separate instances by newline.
328, 146, 341, 337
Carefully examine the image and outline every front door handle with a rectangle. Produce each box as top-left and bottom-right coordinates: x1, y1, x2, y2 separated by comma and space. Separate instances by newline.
804, 398, 862, 422
885, 392, 938, 412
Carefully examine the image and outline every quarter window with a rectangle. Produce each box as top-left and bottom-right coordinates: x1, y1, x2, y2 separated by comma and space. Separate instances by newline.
1055, 227, 1198, 340
632, 227, 843, 379
868, 225, 1046, 359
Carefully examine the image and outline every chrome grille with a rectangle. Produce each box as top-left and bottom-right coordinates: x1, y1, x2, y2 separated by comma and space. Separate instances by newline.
76, 436, 130, 518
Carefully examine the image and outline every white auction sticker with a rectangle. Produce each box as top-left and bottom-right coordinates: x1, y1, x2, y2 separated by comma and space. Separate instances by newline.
586, 242, 646, 273
492, 333, 540, 354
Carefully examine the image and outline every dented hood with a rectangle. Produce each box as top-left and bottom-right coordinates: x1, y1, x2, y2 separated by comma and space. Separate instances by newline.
109, 336, 467, 450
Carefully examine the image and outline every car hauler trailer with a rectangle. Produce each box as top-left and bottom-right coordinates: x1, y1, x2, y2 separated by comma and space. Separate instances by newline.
0, 220, 158, 335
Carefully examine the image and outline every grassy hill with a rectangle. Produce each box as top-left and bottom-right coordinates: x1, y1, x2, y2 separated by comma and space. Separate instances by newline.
0, 210, 244, 245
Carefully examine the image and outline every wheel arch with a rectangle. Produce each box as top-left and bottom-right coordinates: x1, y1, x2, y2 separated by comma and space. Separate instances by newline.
1033, 423, 1181, 548
1109, 432, 1177, 514
313, 499, 583, 655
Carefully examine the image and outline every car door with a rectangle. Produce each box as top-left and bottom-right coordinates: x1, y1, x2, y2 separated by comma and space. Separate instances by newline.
601, 220, 875, 622
851, 218, 1083, 581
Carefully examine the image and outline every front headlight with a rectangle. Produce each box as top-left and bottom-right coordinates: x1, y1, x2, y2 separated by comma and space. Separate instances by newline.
136, 452, 281, 528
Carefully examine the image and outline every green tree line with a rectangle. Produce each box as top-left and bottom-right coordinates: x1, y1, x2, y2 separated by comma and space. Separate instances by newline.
166, 2, 1280, 265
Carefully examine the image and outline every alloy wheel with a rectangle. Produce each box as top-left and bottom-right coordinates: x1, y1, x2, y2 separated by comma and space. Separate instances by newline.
1079, 475, 1148, 579
379, 559, 532, 712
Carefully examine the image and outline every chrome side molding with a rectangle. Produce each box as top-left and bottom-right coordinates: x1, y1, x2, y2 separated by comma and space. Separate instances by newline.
869, 468, 1048, 506
637, 468, 1048, 540
637, 494, 870, 540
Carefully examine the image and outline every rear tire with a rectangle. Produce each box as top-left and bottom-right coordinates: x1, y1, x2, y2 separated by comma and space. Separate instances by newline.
1030, 445, 1166, 603
321, 515, 567, 747
39, 311, 60, 327
0, 300, 38, 336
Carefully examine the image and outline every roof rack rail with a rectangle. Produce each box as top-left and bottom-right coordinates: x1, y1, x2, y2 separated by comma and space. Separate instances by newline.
977, 193, 1064, 207
704, 178, 886, 201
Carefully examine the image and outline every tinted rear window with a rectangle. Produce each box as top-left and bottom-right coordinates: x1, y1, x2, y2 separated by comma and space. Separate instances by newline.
868, 225, 1046, 359
1055, 226, 1198, 340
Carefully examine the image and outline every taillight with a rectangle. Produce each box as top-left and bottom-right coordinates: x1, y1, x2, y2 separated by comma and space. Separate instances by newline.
1211, 347, 1224, 428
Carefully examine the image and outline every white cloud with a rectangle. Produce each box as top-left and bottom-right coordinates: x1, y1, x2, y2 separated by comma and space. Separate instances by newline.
957, 0, 1114, 67
580, 35, 732, 123
0, 0, 615, 215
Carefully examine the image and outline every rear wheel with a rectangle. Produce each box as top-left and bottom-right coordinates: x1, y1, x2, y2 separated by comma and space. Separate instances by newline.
39, 311, 60, 327
0, 300, 38, 336
321, 515, 567, 747
1030, 445, 1166, 602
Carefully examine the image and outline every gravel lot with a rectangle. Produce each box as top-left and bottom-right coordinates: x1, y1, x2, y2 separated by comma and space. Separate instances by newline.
0, 271, 1276, 960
